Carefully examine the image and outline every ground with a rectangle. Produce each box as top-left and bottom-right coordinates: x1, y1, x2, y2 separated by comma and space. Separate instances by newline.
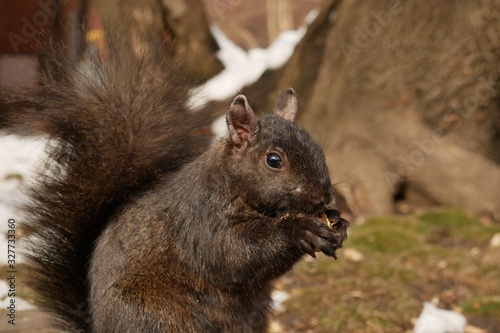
272, 210, 500, 333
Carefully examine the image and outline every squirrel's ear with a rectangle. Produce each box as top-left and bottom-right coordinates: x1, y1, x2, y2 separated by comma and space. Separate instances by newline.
226, 95, 259, 151
273, 87, 298, 122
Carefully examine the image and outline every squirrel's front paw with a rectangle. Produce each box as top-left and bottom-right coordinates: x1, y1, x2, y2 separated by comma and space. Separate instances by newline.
293, 213, 348, 259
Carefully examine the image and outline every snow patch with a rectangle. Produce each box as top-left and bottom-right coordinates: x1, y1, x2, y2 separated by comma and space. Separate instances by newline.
271, 290, 290, 313
414, 302, 467, 333
188, 16, 310, 110
0, 135, 46, 308
0, 135, 46, 264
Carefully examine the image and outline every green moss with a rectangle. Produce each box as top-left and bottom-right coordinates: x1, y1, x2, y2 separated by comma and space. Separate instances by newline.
347, 217, 422, 254
418, 209, 474, 228
418, 209, 500, 246
464, 298, 500, 317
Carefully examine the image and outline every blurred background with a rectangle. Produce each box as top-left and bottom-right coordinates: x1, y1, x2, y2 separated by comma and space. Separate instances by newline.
0, 0, 499, 332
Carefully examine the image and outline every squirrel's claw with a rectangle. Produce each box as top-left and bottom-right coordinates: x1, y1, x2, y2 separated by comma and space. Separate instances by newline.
293, 216, 345, 259
298, 239, 317, 258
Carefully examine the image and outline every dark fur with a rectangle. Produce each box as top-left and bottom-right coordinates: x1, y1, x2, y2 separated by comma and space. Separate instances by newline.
0, 37, 348, 332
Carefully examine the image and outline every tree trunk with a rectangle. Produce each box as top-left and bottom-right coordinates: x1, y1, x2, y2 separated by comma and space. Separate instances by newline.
92, 0, 223, 79
246, 0, 500, 218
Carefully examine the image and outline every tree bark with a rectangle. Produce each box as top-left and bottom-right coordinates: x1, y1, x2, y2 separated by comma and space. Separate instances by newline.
245, 0, 500, 218
92, 0, 223, 79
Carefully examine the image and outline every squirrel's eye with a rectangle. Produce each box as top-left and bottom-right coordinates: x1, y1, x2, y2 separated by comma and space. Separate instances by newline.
266, 153, 283, 169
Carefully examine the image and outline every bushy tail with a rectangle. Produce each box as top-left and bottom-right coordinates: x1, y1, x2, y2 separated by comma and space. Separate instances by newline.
0, 37, 212, 332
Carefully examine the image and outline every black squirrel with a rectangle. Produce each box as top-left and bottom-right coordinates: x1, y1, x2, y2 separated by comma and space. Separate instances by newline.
0, 36, 349, 333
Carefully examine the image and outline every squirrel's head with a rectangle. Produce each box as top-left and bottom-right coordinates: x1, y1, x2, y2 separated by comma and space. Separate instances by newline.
224, 88, 335, 218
